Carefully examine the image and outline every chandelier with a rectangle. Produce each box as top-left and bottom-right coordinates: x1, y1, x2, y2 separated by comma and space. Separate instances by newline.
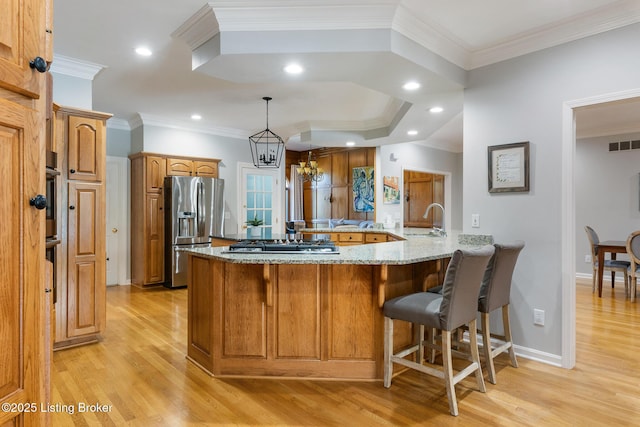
249, 97, 285, 168
297, 150, 324, 182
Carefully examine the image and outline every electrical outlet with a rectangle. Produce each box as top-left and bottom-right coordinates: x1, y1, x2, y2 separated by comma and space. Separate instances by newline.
584, 254, 592, 263
533, 309, 545, 326
471, 214, 480, 228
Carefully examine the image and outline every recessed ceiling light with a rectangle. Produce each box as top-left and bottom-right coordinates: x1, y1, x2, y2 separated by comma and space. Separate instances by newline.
191, 114, 202, 120
403, 81, 420, 91
345, 141, 356, 147
407, 130, 418, 136
284, 63, 304, 74
429, 106, 444, 113
135, 46, 152, 56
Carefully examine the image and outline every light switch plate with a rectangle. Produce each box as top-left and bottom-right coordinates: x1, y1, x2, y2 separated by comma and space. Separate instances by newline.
471, 214, 480, 228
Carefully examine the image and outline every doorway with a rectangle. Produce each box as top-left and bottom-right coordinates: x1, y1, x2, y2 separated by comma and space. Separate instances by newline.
105, 156, 128, 286
238, 163, 282, 239
403, 170, 445, 228
562, 88, 640, 368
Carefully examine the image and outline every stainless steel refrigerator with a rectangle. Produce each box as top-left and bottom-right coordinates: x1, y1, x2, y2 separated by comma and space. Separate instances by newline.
164, 176, 224, 288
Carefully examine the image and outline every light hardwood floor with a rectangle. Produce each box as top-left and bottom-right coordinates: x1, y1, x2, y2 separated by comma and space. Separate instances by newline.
52, 279, 640, 426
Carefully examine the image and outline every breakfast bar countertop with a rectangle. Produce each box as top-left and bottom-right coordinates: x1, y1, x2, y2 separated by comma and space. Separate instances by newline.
184, 229, 493, 265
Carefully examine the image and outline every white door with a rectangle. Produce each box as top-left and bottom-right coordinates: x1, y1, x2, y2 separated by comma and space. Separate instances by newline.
239, 163, 282, 239
105, 156, 127, 286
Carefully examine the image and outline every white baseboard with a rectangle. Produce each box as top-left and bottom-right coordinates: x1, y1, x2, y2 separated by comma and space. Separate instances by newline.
462, 332, 563, 368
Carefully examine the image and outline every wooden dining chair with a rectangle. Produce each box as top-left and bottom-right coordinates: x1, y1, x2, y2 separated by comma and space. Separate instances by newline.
585, 226, 629, 295
625, 230, 640, 302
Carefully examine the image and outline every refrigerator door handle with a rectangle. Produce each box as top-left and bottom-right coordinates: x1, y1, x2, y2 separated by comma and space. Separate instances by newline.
197, 180, 205, 238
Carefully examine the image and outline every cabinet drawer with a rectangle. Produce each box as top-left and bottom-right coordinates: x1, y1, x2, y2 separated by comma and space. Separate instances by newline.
365, 234, 387, 243
338, 233, 363, 243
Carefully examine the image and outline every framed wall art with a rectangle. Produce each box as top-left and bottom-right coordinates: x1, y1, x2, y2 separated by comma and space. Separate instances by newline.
488, 141, 530, 193
353, 166, 375, 212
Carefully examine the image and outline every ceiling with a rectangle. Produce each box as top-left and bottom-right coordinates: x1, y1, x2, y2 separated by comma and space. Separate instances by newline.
52, 1, 640, 152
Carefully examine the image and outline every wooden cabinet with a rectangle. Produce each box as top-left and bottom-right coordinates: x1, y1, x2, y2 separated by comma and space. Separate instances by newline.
302, 148, 375, 226
54, 105, 111, 350
0, 0, 51, 424
167, 157, 219, 177
130, 152, 220, 287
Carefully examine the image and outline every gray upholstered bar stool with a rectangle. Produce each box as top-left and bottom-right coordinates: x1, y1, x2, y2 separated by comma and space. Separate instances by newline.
477, 241, 524, 384
383, 245, 495, 416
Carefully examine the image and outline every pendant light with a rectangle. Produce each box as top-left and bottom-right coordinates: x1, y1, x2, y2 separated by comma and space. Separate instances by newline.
248, 97, 285, 168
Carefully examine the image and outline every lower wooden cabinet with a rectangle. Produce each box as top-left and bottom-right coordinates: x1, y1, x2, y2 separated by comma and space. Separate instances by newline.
65, 182, 106, 338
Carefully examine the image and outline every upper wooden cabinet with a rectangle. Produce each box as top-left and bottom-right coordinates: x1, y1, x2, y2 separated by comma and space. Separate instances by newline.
146, 156, 166, 193
0, 0, 46, 98
167, 157, 219, 177
54, 106, 110, 182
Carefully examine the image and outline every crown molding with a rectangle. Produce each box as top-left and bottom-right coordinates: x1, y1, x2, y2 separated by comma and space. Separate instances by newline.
206, 0, 397, 31
469, 0, 640, 69
49, 54, 106, 79
171, 4, 220, 50
106, 118, 131, 131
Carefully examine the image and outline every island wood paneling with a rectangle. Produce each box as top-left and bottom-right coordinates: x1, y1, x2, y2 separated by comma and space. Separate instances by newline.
275, 264, 321, 359
187, 255, 444, 380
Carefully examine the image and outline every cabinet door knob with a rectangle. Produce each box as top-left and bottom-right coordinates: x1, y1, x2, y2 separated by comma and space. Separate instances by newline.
69, 205, 75, 210
29, 56, 48, 73
70, 169, 76, 174
29, 194, 47, 210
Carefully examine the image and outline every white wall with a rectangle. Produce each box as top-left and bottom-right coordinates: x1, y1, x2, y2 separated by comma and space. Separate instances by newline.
377, 143, 463, 230
51, 72, 92, 109
464, 23, 640, 361
575, 133, 640, 276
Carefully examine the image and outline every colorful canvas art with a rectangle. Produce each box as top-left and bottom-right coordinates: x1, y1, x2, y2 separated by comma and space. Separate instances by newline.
353, 166, 374, 212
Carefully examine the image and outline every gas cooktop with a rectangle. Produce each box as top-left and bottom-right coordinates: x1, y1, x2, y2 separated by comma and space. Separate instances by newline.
226, 239, 339, 254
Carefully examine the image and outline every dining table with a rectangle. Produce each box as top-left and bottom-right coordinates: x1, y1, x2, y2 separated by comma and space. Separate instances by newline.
595, 240, 628, 298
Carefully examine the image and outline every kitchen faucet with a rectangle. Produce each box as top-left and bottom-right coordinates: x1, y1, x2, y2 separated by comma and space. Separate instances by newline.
423, 202, 446, 237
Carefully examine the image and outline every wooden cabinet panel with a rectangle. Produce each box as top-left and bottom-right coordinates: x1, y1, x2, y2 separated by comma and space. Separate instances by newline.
332, 152, 348, 186
67, 182, 105, 338
193, 160, 218, 177
166, 158, 193, 176
67, 115, 105, 182
222, 264, 267, 358
276, 265, 321, 359
188, 256, 215, 372
145, 156, 166, 192
145, 194, 164, 283
330, 186, 348, 220
328, 265, 376, 359
0, 0, 43, 97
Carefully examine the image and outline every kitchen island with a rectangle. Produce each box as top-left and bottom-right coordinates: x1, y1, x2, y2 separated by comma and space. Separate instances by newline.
184, 230, 491, 380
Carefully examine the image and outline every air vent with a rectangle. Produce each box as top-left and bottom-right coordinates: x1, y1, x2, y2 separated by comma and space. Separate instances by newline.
609, 140, 640, 152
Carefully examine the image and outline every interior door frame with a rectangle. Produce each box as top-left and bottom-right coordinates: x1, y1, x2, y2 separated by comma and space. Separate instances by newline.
105, 156, 129, 286
237, 162, 283, 235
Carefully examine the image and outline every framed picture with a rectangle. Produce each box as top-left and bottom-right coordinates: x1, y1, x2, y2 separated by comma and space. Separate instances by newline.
383, 176, 400, 204
488, 141, 530, 193
353, 166, 374, 212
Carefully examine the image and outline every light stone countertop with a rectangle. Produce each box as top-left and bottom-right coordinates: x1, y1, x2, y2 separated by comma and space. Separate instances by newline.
183, 229, 493, 265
